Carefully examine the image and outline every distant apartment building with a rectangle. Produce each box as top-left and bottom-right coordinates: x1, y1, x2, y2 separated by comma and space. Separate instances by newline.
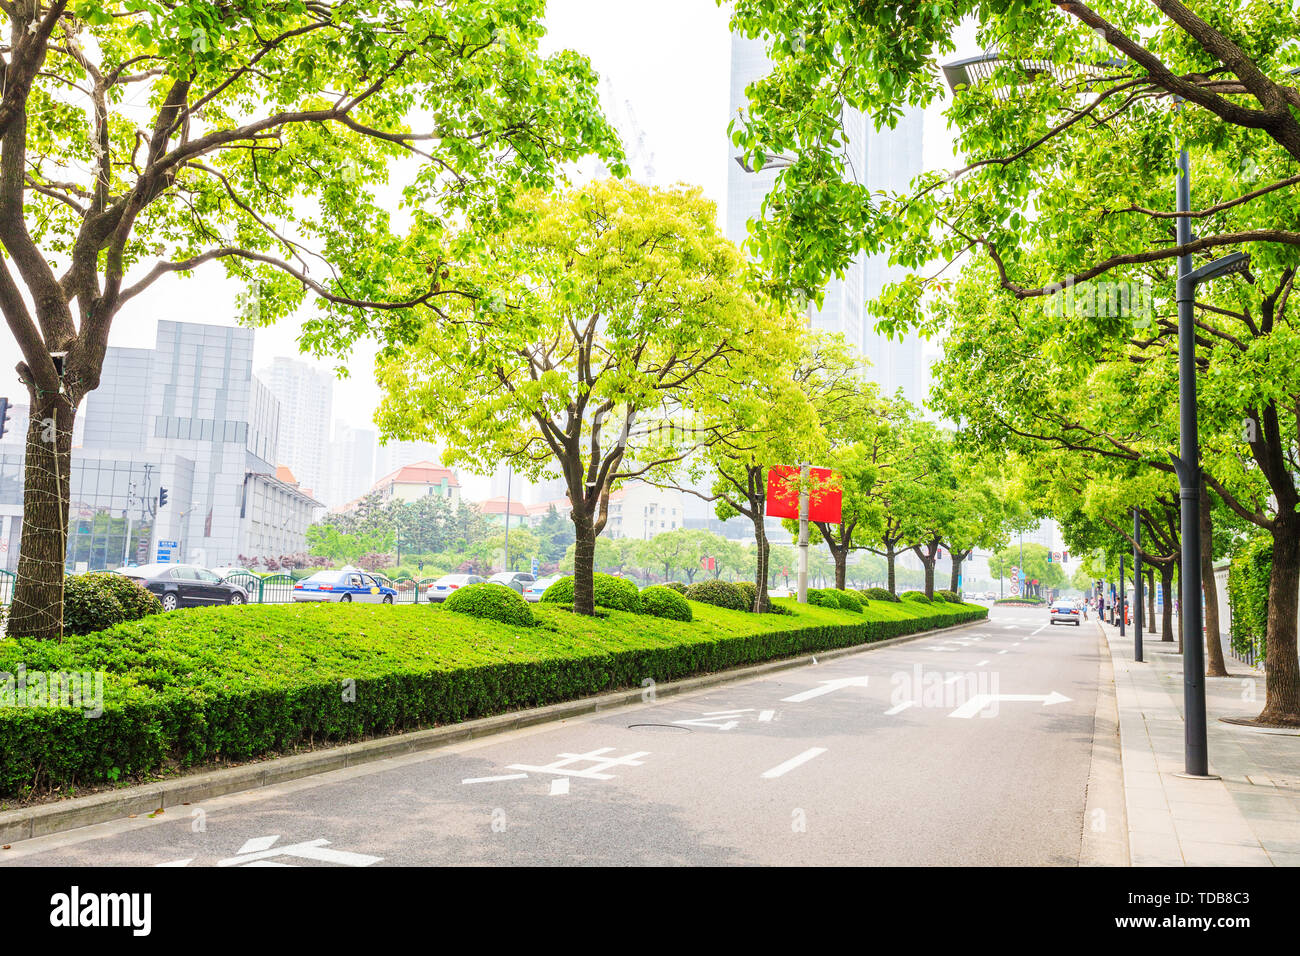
372, 438, 444, 485
370, 461, 461, 507
479, 495, 530, 526
324, 421, 376, 508
605, 482, 686, 540
258, 357, 333, 502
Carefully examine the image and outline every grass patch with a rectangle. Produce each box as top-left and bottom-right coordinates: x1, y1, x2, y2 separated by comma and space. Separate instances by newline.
0, 596, 986, 796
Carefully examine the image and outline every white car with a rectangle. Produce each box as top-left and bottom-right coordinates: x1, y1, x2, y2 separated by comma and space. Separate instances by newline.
522, 575, 560, 603
292, 567, 396, 603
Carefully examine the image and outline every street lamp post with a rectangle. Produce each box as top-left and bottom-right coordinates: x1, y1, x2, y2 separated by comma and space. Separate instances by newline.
1133, 507, 1144, 663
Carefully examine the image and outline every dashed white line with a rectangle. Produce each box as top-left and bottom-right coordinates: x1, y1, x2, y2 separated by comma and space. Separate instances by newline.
997, 649, 1009, 655
977, 660, 989, 666
761, 747, 828, 779
549, 778, 570, 796
758, 709, 775, 722
462, 774, 529, 785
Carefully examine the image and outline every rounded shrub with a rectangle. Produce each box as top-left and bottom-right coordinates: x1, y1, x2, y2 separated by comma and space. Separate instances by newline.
63, 572, 162, 636
540, 574, 643, 613
901, 590, 933, 604
661, 581, 688, 594
444, 582, 535, 627
684, 579, 747, 612
862, 587, 899, 602
806, 588, 839, 609
640, 585, 693, 622
830, 589, 863, 612
935, 589, 961, 603
734, 580, 757, 611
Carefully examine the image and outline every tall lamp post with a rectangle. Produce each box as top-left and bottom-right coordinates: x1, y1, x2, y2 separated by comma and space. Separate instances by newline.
942, 54, 1250, 780
1133, 507, 1144, 663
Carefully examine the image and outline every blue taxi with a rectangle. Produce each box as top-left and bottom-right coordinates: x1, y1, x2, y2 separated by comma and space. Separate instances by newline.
292, 567, 397, 604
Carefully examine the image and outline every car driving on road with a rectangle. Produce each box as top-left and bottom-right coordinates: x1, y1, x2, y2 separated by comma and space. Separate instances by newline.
522, 574, 560, 602
115, 563, 250, 611
424, 573, 485, 602
292, 567, 397, 603
1049, 600, 1082, 626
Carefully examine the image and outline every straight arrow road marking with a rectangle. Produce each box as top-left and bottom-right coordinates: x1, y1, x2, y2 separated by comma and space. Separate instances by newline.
947, 692, 1073, 719
781, 676, 870, 703
761, 747, 828, 778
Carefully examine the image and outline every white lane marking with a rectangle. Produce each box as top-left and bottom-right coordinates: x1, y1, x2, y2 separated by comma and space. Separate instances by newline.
977, 660, 989, 666
781, 675, 870, 703
997, 649, 1009, 655
217, 837, 382, 867
761, 747, 828, 779
549, 778, 569, 796
704, 708, 755, 715
942, 673, 965, 686
508, 747, 650, 780
238, 835, 280, 854
947, 692, 1073, 719
884, 700, 916, 716
1031, 624, 1048, 635
758, 709, 775, 722
673, 712, 744, 730
1004, 625, 1018, 630
462, 773, 529, 785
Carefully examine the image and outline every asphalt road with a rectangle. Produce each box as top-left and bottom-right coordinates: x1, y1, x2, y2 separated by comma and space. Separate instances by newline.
4, 604, 1104, 866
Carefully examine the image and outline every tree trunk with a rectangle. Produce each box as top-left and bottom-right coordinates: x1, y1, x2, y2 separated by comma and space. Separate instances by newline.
886, 546, 896, 595
949, 553, 963, 593
572, 515, 596, 616
9, 391, 75, 640
1200, 485, 1228, 677
1257, 515, 1300, 726
751, 512, 770, 612
1160, 563, 1174, 642
831, 543, 846, 591
922, 558, 934, 598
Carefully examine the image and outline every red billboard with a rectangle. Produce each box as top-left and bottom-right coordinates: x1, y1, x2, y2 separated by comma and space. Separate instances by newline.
764, 465, 843, 523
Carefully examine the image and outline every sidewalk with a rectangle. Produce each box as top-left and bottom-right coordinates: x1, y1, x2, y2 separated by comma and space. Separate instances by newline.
1102, 618, 1300, 866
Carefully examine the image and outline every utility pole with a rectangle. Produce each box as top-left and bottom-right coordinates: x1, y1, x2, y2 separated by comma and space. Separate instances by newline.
797, 463, 809, 603
503, 468, 512, 572
1134, 507, 1144, 663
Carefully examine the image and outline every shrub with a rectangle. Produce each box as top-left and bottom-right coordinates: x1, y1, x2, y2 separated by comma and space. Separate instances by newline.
901, 590, 932, 604
1227, 532, 1271, 662
806, 588, 839, 609
862, 587, 899, 602
640, 585, 693, 622
994, 595, 1044, 605
830, 589, 863, 612
684, 579, 747, 612
444, 582, 535, 628
662, 582, 688, 594
540, 574, 643, 613
935, 589, 961, 604
63, 572, 161, 636
734, 580, 757, 611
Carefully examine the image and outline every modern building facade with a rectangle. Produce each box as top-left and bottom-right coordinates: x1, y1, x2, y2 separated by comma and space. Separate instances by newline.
258, 357, 333, 501
324, 421, 376, 508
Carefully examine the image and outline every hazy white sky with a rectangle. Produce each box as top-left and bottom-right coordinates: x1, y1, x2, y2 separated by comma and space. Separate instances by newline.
1, 2, 971, 437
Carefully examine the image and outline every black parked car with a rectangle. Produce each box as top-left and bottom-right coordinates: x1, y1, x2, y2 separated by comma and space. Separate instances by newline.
115, 563, 250, 611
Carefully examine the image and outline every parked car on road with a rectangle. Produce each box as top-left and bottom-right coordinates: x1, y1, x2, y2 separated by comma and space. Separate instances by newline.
212, 566, 255, 580
1049, 600, 1082, 626
292, 567, 397, 603
487, 571, 536, 593
522, 575, 560, 602
425, 573, 485, 602
115, 563, 250, 611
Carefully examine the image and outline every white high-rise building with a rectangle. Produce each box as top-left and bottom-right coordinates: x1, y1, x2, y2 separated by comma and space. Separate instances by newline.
726, 32, 926, 406
325, 422, 376, 508
258, 357, 333, 500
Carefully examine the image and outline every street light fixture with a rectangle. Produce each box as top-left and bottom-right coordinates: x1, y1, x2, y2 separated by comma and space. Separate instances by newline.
733, 153, 797, 174
943, 52, 1251, 780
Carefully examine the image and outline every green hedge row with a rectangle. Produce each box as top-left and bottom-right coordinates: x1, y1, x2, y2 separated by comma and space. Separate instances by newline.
0, 597, 986, 796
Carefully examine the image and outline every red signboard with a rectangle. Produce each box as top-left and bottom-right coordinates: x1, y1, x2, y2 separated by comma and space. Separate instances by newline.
764, 466, 843, 523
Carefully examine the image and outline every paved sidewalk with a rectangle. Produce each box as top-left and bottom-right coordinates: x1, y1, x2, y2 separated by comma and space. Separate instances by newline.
1102, 619, 1300, 866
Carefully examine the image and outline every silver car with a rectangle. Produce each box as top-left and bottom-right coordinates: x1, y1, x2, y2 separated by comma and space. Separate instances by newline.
1049, 601, 1082, 626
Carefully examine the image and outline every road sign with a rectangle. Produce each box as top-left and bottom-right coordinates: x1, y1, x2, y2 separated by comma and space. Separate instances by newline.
531, 557, 538, 575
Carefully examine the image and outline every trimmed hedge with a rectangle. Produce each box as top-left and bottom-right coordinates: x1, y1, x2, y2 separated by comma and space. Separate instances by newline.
0, 597, 986, 796
541, 574, 643, 614
661, 582, 688, 595
444, 582, 534, 628
995, 595, 1044, 605
734, 580, 758, 611
935, 589, 961, 603
862, 587, 899, 602
829, 589, 863, 612
1227, 532, 1271, 662
901, 590, 932, 604
806, 588, 838, 609
684, 579, 747, 612
640, 585, 693, 622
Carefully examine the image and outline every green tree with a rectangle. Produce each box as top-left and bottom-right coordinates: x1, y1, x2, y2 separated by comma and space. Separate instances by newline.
377, 179, 800, 614
2, 0, 623, 639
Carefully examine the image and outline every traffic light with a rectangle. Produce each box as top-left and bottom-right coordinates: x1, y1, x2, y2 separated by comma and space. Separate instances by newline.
0, 397, 9, 440
158, 486, 169, 508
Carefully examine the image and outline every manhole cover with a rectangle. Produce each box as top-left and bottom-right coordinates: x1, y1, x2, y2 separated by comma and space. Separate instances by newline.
626, 723, 691, 735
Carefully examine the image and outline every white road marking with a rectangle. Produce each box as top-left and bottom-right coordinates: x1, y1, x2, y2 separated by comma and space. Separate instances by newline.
1004, 625, 1018, 630
549, 778, 569, 796
704, 708, 754, 715
947, 692, 1073, 719
216, 836, 382, 867
761, 747, 828, 779
508, 747, 649, 780
673, 712, 745, 731
884, 701, 916, 716
977, 660, 989, 666
781, 676, 870, 703
942, 674, 965, 686
1031, 624, 1048, 635
462, 773, 529, 785
238, 835, 280, 854
997, 649, 1009, 655
758, 709, 775, 722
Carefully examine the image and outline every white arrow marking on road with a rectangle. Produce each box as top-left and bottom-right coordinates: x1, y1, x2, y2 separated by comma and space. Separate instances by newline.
884, 700, 915, 716
926, 645, 957, 652
155, 858, 193, 867
761, 747, 827, 778
781, 676, 870, 703
947, 692, 1073, 719
462, 773, 529, 785
216, 837, 382, 867
238, 835, 280, 854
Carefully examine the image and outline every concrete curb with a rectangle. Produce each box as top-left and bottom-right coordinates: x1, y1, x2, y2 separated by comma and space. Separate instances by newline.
0, 614, 985, 845
1080, 621, 1128, 866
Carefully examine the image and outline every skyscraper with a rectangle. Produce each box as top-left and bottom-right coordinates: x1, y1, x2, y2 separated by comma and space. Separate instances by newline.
726, 31, 926, 405
258, 357, 333, 500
